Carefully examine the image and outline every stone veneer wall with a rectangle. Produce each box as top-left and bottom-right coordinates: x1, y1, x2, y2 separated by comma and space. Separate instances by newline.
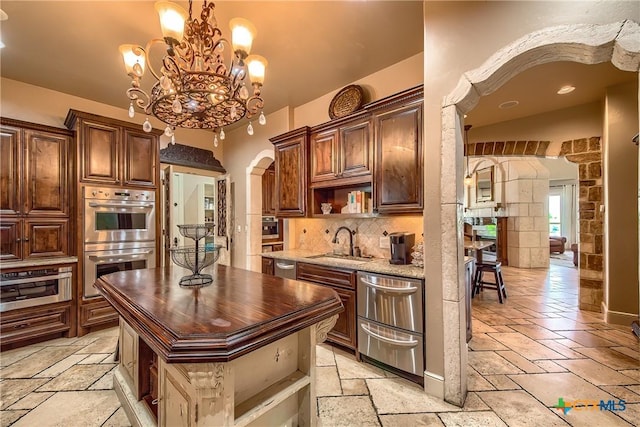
560, 137, 604, 312
289, 216, 423, 259
465, 157, 550, 268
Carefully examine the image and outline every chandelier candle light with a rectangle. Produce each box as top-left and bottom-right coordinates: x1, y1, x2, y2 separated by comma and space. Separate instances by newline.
119, 0, 267, 147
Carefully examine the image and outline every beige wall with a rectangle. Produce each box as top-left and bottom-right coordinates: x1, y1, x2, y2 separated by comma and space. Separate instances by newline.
222, 107, 291, 270
223, 56, 424, 270
470, 102, 604, 152
604, 80, 640, 321
293, 53, 424, 128
423, 0, 639, 402
0, 78, 223, 160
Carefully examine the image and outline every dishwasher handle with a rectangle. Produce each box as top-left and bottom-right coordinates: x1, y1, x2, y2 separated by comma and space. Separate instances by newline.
360, 277, 418, 294
360, 323, 418, 347
275, 262, 295, 270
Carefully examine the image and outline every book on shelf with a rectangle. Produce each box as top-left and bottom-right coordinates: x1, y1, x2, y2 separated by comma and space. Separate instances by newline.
346, 191, 371, 214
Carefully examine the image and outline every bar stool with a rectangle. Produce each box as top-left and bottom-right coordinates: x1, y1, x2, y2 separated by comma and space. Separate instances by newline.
473, 261, 507, 303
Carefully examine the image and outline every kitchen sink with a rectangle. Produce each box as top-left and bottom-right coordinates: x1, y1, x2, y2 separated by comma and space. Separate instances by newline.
305, 253, 375, 265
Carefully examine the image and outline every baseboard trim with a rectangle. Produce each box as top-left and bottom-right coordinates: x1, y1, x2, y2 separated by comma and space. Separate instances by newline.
606, 309, 639, 326
424, 371, 444, 400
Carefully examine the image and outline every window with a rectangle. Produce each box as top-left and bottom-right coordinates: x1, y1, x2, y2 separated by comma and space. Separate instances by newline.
549, 194, 562, 236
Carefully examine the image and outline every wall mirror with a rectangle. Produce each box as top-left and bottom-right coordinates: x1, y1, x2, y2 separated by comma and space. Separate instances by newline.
476, 166, 494, 202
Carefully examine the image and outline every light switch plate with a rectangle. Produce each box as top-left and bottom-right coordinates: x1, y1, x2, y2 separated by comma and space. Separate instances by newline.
379, 236, 390, 249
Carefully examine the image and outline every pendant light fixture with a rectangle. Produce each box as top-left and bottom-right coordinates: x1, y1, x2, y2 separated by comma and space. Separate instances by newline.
463, 124, 473, 187
119, 1, 268, 144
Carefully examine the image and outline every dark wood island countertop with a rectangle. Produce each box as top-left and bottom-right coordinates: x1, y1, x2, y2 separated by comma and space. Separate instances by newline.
95, 264, 343, 364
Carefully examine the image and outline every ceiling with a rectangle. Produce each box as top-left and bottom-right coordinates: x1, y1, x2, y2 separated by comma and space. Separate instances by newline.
0, 2, 636, 130
466, 61, 637, 127
0, 1, 423, 121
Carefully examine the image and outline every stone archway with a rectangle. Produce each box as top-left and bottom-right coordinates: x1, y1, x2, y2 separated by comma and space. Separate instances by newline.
466, 136, 604, 311
437, 20, 639, 405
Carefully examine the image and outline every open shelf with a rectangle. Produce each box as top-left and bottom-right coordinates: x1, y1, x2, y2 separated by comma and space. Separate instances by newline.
234, 370, 309, 426
311, 183, 373, 216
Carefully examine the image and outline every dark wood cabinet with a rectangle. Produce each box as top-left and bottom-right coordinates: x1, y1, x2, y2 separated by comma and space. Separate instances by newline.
271, 85, 423, 218
374, 100, 423, 214
310, 117, 372, 186
310, 129, 338, 183
340, 118, 372, 179
261, 257, 274, 275
270, 127, 309, 217
297, 262, 357, 351
0, 119, 72, 261
123, 127, 157, 187
65, 110, 161, 336
0, 303, 72, 350
261, 164, 276, 215
65, 110, 159, 189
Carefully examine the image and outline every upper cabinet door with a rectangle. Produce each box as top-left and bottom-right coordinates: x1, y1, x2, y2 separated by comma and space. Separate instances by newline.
80, 120, 120, 185
272, 128, 308, 217
23, 130, 69, 216
0, 125, 22, 216
339, 119, 372, 179
123, 128, 157, 188
374, 102, 423, 214
310, 129, 337, 183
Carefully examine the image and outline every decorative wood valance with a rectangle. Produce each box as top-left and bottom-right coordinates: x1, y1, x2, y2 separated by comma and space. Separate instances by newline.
160, 143, 226, 173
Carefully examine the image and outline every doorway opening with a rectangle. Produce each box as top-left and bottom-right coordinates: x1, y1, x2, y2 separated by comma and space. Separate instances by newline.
436, 20, 639, 404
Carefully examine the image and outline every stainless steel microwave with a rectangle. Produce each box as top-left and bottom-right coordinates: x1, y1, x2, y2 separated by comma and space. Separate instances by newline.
262, 216, 279, 238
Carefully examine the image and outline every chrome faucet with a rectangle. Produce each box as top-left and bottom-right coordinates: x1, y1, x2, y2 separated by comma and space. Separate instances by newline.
332, 226, 355, 256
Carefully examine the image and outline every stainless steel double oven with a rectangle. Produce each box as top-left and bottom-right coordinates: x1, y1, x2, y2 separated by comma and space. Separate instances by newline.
83, 186, 156, 298
357, 272, 424, 381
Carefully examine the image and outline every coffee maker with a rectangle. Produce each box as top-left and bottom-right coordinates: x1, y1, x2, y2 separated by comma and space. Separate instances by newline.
389, 232, 415, 265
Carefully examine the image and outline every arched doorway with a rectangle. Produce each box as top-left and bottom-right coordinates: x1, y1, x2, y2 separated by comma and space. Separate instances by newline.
437, 20, 639, 405
245, 150, 275, 271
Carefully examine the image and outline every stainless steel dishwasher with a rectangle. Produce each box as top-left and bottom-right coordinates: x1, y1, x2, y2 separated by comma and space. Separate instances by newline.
357, 271, 424, 379
274, 259, 297, 279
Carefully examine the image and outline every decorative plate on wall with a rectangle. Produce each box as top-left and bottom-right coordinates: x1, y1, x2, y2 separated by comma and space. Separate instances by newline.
328, 85, 365, 119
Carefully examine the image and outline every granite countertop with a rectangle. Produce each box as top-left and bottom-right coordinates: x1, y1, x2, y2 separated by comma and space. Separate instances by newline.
262, 249, 425, 279
0, 256, 78, 270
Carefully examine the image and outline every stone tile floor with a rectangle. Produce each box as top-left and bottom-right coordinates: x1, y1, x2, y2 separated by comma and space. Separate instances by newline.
1, 264, 639, 426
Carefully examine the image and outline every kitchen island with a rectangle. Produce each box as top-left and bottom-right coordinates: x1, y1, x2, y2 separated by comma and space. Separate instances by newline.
95, 264, 342, 427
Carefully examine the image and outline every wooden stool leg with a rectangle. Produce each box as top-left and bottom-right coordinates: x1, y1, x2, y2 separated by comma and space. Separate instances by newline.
494, 269, 503, 303
473, 268, 481, 297
498, 270, 507, 299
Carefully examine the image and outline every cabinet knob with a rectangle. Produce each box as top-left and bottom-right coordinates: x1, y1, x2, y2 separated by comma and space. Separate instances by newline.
92, 191, 97, 196
23, 237, 29, 242
16, 238, 21, 243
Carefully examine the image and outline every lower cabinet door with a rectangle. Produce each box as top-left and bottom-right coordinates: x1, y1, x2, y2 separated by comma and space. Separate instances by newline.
162, 369, 192, 427
327, 287, 356, 350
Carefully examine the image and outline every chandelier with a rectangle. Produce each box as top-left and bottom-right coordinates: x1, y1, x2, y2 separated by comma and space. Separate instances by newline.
119, 0, 267, 146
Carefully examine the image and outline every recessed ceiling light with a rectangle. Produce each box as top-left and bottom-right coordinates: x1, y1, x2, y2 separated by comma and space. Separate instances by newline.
0, 40, 4, 49
498, 100, 519, 109
0, 9, 7, 21
557, 85, 575, 95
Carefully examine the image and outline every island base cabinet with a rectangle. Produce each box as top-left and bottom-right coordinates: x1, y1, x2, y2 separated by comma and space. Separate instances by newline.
115, 320, 322, 427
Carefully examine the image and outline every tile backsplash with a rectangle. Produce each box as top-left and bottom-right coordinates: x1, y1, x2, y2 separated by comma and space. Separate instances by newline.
289, 216, 423, 259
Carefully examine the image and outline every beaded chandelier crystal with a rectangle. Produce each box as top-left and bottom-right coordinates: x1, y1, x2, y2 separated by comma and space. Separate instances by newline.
119, 0, 267, 147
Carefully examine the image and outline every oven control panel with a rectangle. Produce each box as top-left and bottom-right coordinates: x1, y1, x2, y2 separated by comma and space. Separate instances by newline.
84, 186, 155, 201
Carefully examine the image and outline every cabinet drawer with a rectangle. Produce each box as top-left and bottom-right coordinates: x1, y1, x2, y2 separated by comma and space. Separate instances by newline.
1, 304, 70, 345
80, 298, 118, 328
296, 262, 356, 290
